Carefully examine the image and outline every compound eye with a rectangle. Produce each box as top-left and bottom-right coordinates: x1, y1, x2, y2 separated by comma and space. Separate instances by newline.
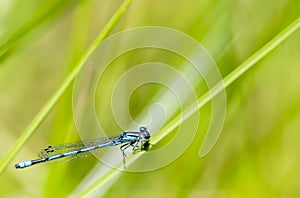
140, 127, 147, 132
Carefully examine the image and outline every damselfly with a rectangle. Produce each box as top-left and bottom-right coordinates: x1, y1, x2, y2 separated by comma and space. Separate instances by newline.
15, 127, 151, 169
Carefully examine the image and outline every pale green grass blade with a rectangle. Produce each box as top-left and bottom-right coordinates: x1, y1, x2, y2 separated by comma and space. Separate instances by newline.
77, 15, 300, 197
43, 2, 94, 195
0, 0, 75, 59
0, 0, 133, 175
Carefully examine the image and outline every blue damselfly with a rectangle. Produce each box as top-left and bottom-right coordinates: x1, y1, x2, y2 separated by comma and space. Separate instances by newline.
15, 127, 151, 169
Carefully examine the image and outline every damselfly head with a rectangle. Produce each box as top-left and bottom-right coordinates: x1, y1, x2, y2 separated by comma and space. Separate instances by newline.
139, 127, 150, 140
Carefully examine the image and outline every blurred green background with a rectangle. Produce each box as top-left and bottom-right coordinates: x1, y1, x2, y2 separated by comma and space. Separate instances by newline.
0, 0, 300, 197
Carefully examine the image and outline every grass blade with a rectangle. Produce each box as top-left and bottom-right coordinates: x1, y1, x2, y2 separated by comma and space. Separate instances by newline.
0, 0, 133, 175
0, 0, 76, 60
77, 15, 300, 197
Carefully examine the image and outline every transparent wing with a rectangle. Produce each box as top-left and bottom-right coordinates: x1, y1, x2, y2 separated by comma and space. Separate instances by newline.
37, 136, 120, 163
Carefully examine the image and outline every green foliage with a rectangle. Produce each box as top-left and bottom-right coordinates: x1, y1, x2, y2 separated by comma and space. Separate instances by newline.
0, 0, 300, 197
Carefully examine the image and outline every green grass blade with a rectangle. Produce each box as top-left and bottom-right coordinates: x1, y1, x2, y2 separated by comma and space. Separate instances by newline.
0, 0, 133, 175
0, 0, 76, 60
77, 15, 300, 197
154, 15, 300, 156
